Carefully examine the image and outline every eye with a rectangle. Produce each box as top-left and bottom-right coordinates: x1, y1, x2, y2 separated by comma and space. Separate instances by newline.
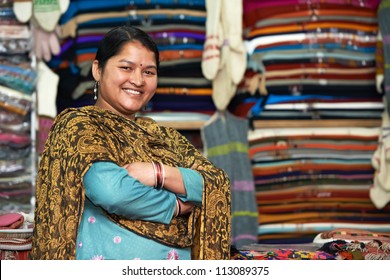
120, 66, 133, 71
144, 70, 156, 75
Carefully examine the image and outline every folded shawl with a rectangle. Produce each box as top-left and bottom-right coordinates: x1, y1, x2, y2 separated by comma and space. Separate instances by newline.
31, 106, 231, 260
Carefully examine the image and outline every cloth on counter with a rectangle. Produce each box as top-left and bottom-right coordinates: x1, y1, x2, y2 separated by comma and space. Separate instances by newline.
231, 239, 390, 260
313, 228, 390, 244
232, 243, 335, 260
319, 240, 390, 260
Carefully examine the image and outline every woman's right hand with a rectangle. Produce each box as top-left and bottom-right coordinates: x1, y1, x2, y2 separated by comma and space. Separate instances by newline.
122, 162, 155, 187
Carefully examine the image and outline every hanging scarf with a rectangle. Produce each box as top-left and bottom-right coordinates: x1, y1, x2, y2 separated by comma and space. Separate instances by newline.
30, 106, 231, 260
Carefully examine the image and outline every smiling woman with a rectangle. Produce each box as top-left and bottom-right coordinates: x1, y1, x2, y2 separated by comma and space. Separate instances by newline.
30, 25, 231, 260
92, 28, 159, 120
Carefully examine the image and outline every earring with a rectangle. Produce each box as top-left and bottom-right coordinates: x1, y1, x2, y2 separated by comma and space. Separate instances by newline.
93, 81, 99, 100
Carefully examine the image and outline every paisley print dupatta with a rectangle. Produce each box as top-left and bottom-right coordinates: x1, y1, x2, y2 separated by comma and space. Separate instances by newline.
31, 106, 231, 260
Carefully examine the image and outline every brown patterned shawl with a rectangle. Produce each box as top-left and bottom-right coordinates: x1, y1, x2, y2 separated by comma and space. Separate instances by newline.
30, 106, 231, 260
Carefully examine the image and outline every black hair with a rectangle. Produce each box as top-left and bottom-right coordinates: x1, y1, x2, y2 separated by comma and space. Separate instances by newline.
94, 25, 160, 72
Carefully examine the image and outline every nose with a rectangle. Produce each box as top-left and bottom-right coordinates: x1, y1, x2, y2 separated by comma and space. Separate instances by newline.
130, 69, 144, 86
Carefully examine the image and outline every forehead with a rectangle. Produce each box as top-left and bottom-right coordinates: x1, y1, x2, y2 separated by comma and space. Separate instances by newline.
114, 41, 156, 64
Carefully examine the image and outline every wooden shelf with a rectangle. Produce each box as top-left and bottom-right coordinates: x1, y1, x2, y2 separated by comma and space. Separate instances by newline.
157, 120, 207, 130
157, 119, 381, 130
252, 119, 381, 129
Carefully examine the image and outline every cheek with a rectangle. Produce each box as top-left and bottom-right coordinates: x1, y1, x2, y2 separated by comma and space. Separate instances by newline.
147, 79, 158, 92
110, 73, 127, 85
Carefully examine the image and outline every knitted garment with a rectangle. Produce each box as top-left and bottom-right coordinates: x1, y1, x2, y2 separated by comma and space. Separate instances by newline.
201, 111, 258, 248
371, 97, 390, 209
31, 106, 231, 260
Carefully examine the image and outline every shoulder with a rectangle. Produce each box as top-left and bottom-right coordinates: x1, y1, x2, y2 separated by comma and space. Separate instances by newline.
53, 106, 98, 125
135, 115, 184, 141
135, 115, 158, 126
49, 106, 101, 137
55, 106, 97, 120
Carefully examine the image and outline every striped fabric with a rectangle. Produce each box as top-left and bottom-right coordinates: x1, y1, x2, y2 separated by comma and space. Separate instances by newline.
201, 111, 258, 248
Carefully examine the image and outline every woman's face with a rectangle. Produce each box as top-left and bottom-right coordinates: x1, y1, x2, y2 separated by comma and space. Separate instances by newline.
92, 41, 158, 119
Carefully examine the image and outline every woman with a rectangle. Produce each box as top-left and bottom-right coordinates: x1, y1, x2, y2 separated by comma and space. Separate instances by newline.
30, 26, 231, 260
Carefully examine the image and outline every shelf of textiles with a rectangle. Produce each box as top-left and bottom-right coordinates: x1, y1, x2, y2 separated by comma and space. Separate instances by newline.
248, 124, 390, 244
0, 1, 37, 215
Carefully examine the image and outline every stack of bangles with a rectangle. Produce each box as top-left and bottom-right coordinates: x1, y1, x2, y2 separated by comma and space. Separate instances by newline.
151, 161, 165, 190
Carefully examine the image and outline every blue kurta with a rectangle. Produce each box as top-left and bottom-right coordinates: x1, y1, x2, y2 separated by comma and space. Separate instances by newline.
76, 161, 202, 260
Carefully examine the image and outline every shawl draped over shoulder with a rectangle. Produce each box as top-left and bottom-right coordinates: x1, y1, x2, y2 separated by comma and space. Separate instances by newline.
30, 106, 231, 260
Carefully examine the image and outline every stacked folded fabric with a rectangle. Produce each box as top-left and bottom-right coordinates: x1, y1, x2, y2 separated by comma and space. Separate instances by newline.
0, 0, 36, 214
0, 212, 33, 260
248, 126, 390, 244
231, 0, 383, 121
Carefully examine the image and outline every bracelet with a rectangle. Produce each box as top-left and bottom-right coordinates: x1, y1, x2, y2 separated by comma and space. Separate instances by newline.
151, 161, 158, 188
155, 161, 162, 189
159, 162, 165, 189
174, 198, 180, 217
177, 197, 181, 216
152, 161, 165, 190
174, 197, 181, 217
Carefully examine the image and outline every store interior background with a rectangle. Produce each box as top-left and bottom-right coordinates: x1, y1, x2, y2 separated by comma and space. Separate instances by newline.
1, 0, 390, 259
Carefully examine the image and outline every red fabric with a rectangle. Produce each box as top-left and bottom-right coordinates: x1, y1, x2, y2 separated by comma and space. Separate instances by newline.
0, 213, 24, 229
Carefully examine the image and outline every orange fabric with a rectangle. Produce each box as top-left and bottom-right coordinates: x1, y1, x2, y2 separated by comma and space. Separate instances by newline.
258, 211, 387, 224
249, 143, 377, 157
253, 163, 373, 176
156, 87, 212, 95
160, 50, 203, 61
245, 4, 376, 27
258, 201, 390, 213
248, 21, 378, 38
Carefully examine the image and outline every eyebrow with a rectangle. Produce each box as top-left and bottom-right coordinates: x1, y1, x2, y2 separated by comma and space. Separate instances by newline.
118, 59, 157, 70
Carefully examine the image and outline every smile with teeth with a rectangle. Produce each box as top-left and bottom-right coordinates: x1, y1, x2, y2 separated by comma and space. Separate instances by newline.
124, 88, 142, 95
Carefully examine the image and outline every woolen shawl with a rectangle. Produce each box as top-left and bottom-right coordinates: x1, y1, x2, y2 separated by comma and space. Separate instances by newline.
30, 106, 231, 260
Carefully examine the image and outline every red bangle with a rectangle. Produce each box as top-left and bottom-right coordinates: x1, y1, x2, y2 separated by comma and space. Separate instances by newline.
154, 161, 162, 189
158, 162, 165, 189
152, 161, 165, 190
151, 161, 158, 188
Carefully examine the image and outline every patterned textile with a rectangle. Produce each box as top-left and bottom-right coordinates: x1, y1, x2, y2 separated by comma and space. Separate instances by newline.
31, 106, 231, 260
231, 247, 335, 260
231, 240, 390, 260
0, 250, 30, 260
314, 228, 390, 243
320, 240, 390, 260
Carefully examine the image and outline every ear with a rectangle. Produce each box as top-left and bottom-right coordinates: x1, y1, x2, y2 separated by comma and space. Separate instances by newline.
91, 60, 101, 81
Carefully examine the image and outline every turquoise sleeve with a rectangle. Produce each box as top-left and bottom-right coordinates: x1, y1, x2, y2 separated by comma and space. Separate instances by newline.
177, 167, 203, 206
83, 161, 176, 224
